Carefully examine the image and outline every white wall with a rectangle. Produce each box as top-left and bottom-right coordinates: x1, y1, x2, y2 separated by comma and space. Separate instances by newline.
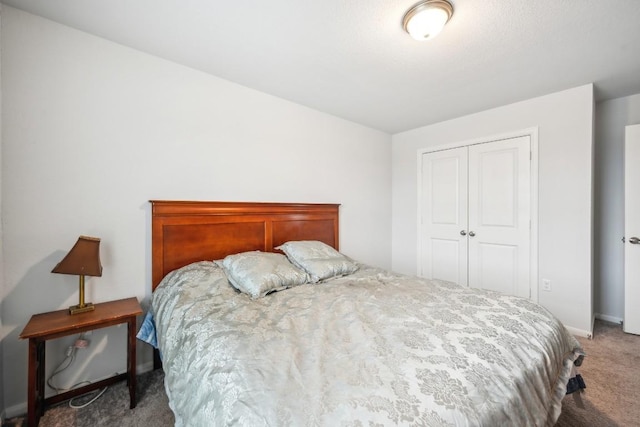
0, 6, 391, 415
594, 93, 640, 322
392, 84, 594, 336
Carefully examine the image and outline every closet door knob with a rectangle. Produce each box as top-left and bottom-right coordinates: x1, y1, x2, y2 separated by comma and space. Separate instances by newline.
468, 231, 476, 237
460, 230, 467, 236
630, 237, 640, 245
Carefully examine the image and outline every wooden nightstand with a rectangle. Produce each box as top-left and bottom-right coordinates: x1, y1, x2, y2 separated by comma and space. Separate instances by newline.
19, 297, 143, 427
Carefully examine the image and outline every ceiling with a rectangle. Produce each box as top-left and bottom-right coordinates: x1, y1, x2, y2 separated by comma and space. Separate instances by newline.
2, 0, 640, 134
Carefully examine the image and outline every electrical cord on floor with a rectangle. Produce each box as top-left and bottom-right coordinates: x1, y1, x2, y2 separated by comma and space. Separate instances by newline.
68, 386, 108, 409
46, 334, 108, 409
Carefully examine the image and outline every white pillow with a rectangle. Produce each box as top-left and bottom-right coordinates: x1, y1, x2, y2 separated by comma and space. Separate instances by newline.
276, 240, 358, 283
220, 251, 309, 299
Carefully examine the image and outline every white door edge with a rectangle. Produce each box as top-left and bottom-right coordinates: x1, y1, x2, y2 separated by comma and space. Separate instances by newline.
624, 124, 640, 335
416, 127, 539, 302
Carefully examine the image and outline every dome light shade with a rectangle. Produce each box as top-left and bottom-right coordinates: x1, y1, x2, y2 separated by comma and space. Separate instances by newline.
403, 0, 454, 41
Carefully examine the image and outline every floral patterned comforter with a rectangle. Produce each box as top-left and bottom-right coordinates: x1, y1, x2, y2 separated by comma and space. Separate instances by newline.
150, 261, 582, 426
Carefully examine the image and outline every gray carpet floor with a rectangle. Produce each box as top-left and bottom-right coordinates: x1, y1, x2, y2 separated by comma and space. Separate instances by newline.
4, 369, 174, 427
555, 320, 640, 427
5, 320, 638, 426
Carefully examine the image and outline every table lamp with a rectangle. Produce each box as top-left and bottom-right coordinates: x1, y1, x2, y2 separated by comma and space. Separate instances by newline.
52, 236, 103, 315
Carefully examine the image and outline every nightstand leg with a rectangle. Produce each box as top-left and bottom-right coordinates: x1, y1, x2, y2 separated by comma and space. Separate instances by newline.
127, 317, 137, 408
28, 338, 45, 427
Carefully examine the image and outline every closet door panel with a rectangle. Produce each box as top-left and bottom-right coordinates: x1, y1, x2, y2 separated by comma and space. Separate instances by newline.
468, 136, 531, 297
420, 147, 468, 286
475, 243, 518, 294
430, 239, 463, 283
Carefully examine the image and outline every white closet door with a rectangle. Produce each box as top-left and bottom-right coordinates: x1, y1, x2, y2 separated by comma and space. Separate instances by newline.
420, 147, 469, 285
624, 124, 640, 335
468, 136, 531, 297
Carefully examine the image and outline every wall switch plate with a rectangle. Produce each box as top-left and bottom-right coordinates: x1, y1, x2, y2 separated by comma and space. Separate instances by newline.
542, 279, 551, 292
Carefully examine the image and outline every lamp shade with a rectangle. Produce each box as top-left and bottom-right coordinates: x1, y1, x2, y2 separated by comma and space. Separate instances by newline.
52, 236, 103, 277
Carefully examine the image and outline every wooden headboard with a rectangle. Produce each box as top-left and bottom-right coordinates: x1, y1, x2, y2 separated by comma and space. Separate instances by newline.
150, 200, 340, 291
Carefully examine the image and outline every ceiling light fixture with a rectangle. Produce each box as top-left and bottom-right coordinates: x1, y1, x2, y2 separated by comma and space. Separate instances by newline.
403, 0, 454, 41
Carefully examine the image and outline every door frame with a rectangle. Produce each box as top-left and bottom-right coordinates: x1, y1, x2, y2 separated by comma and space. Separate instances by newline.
417, 127, 539, 302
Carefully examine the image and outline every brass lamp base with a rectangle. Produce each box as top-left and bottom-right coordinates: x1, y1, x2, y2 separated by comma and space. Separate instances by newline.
69, 303, 95, 315
68, 274, 95, 315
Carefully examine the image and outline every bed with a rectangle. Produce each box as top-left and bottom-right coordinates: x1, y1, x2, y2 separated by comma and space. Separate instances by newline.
140, 200, 584, 426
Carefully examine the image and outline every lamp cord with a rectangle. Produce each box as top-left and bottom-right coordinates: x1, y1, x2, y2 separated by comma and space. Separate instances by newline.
68, 386, 108, 409
46, 347, 79, 392
46, 334, 108, 409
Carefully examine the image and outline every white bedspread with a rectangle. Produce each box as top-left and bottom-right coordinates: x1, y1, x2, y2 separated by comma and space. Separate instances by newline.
151, 261, 582, 426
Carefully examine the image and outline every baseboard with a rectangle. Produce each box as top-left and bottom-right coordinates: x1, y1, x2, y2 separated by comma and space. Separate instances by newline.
562, 313, 622, 339
595, 313, 623, 324
4, 360, 157, 419
137, 360, 155, 375
564, 325, 592, 339
5, 401, 26, 420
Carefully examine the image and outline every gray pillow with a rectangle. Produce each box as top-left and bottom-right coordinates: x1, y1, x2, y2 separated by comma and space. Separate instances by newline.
220, 251, 309, 299
276, 240, 358, 283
